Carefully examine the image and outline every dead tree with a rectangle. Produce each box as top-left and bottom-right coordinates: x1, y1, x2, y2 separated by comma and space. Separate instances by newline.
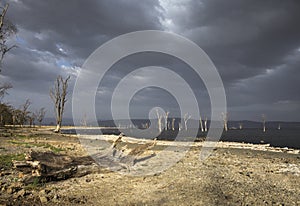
171, 118, 175, 131
50, 75, 70, 133
262, 114, 266, 133
222, 112, 228, 132
0, 82, 12, 101
36, 107, 46, 127
28, 112, 36, 127
18, 99, 31, 127
199, 114, 204, 132
0, 3, 17, 71
183, 113, 191, 131
80, 113, 87, 127
155, 108, 163, 132
164, 111, 169, 130
239, 122, 243, 130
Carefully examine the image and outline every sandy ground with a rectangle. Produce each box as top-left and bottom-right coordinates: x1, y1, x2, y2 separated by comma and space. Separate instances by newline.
0, 127, 299, 205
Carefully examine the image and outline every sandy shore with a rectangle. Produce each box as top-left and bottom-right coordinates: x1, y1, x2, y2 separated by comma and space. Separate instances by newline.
0, 127, 299, 205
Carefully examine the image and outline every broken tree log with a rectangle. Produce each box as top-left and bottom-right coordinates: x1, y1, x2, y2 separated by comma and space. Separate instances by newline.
12, 150, 103, 184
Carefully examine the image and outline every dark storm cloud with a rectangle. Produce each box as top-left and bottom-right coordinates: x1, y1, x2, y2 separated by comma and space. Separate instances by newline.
2, 0, 164, 117
7, 0, 163, 61
160, 0, 300, 120
1, 0, 299, 120
164, 0, 300, 82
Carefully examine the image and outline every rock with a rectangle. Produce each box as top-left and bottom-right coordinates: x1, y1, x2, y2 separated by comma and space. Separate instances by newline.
6, 187, 13, 194
39, 196, 48, 203
53, 194, 60, 201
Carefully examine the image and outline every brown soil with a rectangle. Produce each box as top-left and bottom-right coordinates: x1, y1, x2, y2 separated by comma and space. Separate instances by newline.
0, 127, 299, 205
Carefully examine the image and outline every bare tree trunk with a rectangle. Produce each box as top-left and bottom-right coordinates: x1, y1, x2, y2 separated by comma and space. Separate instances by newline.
164, 112, 169, 130
178, 122, 182, 131
156, 109, 163, 132
50, 76, 70, 133
172, 118, 175, 131
262, 114, 266, 133
184, 113, 191, 131
239, 123, 243, 130
12, 114, 15, 127
222, 112, 228, 132
199, 115, 204, 132
81, 113, 87, 127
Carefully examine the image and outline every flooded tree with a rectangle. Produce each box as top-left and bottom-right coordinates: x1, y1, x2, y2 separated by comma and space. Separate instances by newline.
171, 118, 175, 131
199, 114, 204, 132
164, 111, 169, 130
50, 75, 70, 133
155, 108, 163, 132
239, 122, 243, 130
204, 117, 208, 132
262, 114, 266, 133
183, 113, 191, 131
222, 112, 228, 132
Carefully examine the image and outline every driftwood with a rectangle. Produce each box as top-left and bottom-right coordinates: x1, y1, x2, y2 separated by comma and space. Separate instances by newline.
12, 135, 158, 182
92, 135, 158, 171
12, 150, 101, 184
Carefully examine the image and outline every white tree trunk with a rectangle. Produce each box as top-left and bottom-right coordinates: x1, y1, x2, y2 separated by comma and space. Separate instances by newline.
199, 116, 204, 132
54, 124, 61, 133
172, 118, 175, 131
204, 118, 208, 132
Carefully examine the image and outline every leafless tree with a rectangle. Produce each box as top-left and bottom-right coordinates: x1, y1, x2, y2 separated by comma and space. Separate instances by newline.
262, 114, 266, 133
171, 118, 175, 131
178, 122, 182, 131
239, 122, 243, 130
222, 112, 228, 132
18, 99, 31, 127
183, 113, 191, 131
36, 107, 46, 127
0, 82, 11, 101
80, 113, 87, 127
0, 3, 17, 71
164, 111, 169, 130
28, 112, 36, 127
199, 114, 204, 132
50, 75, 70, 133
204, 117, 208, 132
155, 108, 163, 132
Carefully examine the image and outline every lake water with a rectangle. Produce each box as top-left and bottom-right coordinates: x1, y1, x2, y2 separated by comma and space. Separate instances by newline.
62, 128, 300, 149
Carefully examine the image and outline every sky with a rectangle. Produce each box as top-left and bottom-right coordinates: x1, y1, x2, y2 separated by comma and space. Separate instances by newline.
1, 0, 300, 122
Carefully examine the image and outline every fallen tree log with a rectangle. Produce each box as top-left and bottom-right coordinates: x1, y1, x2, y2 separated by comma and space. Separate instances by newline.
12, 150, 102, 184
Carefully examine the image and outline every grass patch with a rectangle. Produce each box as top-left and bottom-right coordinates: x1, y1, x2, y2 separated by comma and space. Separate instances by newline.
15, 134, 30, 139
9, 141, 65, 153
24, 176, 46, 190
43, 144, 65, 153
0, 153, 25, 170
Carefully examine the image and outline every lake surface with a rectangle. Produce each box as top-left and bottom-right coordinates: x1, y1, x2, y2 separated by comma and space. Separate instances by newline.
62, 128, 300, 149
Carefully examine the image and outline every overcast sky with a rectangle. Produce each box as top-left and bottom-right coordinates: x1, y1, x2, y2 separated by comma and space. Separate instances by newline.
1, 0, 300, 122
